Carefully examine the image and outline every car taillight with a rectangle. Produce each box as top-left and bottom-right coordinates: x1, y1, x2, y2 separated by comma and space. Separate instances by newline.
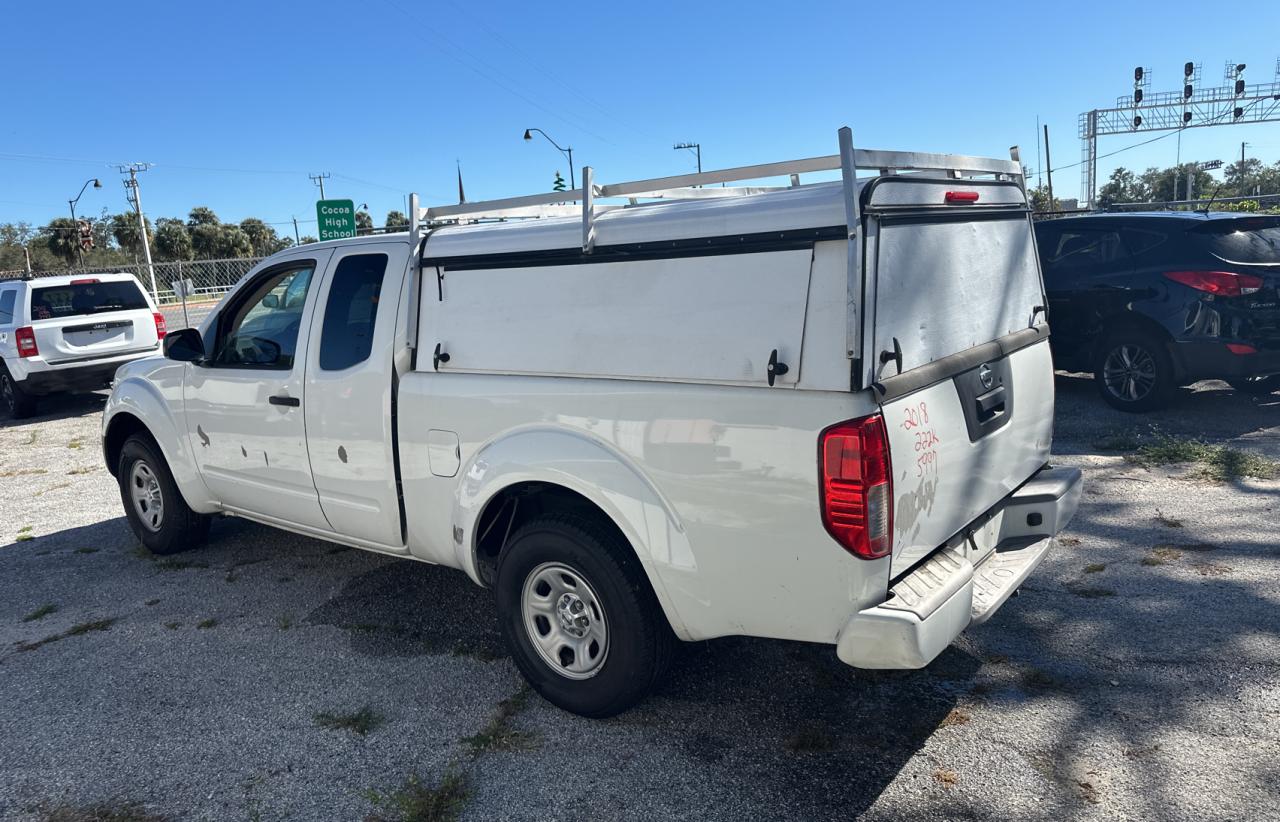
819, 414, 893, 560
1163, 270, 1263, 297
152, 312, 167, 339
15, 326, 38, 358
1227, 343, 1257, 355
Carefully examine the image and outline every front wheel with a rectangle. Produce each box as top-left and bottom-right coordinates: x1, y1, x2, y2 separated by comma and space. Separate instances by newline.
495, 513, 675, 717
117, 435, 209, 555
1227, 375, 1280, 396
1093, 330, 1174, 412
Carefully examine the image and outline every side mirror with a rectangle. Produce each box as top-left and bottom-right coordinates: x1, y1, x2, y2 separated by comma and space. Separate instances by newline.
163, 328, 205, 362
262, 293, 280, 309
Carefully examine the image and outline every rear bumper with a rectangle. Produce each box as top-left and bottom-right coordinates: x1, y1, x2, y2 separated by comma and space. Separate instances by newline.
835, 465, 1083, 669
1170, 340, 1280, 381
8, 348, 160, 395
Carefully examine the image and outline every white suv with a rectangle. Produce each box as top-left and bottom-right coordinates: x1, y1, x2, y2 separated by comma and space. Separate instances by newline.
0, 272, 166, 418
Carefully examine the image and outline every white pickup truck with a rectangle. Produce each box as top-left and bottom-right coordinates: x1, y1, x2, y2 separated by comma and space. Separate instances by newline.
103, 130, 1081, 716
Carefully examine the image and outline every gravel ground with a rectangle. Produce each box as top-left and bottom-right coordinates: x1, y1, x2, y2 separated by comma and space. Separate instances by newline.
1, 378, 1277, 821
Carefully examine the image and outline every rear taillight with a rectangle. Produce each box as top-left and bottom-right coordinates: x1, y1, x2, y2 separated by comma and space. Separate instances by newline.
819, 414, 893, 560
1227, 343, 1257, 355
1163, 270, 1263, 297
152, 312, 167, 339
15, 326, 38, 358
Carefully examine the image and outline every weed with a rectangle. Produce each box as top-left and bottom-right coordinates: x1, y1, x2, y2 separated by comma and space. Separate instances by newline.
1194, 562, 1232, 577
16, 525, 35, 542
1057, 536, 1082, 547
22, 603, 57, 622
67, 466, 95, 475
40, 801, 169, 822
277, 614, 293, 630
462, 689, 538, 754
1083, 563, 1106, 574
1128, 434, 1277, 481
164, 622, 182, 630
67, 439, 83, 450
1067, 584, 1116, 599
939, 708, 972, 728
783, 725, 835, 753
1076, 780, 1101, 804
1142, 546, 1183, 566
314, 705, 384, 736
131, 545, 155, 561
196, 618, 218, 629
35, 482, 72, 497
363, 770, 470, 822
932, 768, 959, 788
75, 547, 99, 554
1092, 431, 1140, 452
1154, 509, 1184, 528
0, 467, 47, 477
18, 618, 116, 652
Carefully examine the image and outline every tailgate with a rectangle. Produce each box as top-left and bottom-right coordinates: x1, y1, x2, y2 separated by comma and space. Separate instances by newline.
28, 279, 158, 364
863, 179, 1051, 576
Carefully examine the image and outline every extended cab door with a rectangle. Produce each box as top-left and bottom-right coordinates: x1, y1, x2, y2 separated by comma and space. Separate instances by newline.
184, 253, 332, 529
302, 242, 412, 549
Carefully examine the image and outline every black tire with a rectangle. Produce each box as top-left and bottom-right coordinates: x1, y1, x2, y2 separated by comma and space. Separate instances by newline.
1093, 328, 1175, 412
494, 513, 675, 717
117, 434, 209, 555
1227, 375, 1280, 396
0, 366, 37, 419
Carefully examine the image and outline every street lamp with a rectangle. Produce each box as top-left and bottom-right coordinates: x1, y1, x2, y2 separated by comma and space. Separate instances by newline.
523, 128, 575, 191
68, 177, 102, 267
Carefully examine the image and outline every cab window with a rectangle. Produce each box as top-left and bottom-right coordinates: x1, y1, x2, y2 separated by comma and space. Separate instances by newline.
319, 254, 389, 371
211, 263, 315, 369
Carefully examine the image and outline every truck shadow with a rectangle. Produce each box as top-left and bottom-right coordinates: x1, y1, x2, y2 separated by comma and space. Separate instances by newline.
0, 390, 107, 429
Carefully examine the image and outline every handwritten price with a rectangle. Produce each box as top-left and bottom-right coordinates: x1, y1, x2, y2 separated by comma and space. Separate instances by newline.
901, 402, 940, 477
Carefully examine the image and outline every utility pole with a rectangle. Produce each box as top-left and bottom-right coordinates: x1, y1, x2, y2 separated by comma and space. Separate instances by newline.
309, 172, 330, 200
292, 217, 301, 245
673, 142, 702, 173
119, 163, 158, 301
1043, 124, 1054, 210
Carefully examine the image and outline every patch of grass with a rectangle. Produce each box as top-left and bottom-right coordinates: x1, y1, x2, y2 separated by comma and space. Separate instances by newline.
1057, 536, 1082, 547
164, 622, 182, 630
35, 482, 72, 497
131, 545, 155, 560
363, 770, 470, 822
314, 705, 384, 736
1083, 563, 1106, 574
1128, 434, 1278, 481
75, 547, 99, 554
783, 725, 836, 753
67, 439, 83, 450
22, 603, 58, 622
0, 467, 47, 477
67, 466, 95, 475
18, 618, 116, 652
1066, 584, 1117, 599
1093, 431, 1141, 452
1021, 668, 1064, 691
449, 641, 501, 662
1142, 546, 1183, 566
932, 768, 959, 788
1155, 509, 1184, 528
40, 801, 170, 822
277, 614, 294, 630
1076, 780, 1101, 804
1193, 562, 1232, 577
462, 689, 538, 754
196, 618, 218, 629
938, 708, 972, 728
16, 525, 35, 542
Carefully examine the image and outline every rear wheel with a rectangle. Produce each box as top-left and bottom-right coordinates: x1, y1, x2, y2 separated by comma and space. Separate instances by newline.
495, 513, 675, 717
1227, 375, 1280, 396
1094, 329, 1174, 412
0, 367, 37, 419
117, 435, 209, 554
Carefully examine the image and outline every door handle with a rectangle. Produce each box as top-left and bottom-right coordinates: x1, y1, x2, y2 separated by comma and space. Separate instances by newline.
269, 395, 300, 407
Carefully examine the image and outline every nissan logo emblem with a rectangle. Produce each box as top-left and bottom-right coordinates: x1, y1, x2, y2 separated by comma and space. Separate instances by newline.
978, 363, 995, 390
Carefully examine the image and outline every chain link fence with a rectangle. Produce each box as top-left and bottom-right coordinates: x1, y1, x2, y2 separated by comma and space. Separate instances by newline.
0, 256, 265, 330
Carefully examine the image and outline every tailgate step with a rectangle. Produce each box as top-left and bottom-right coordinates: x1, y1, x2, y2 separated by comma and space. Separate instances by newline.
970, 537, 1053, 624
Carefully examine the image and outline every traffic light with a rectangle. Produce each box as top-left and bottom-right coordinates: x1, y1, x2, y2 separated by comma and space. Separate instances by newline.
1234, 107, 1244, 119
1184, 61, 1195, 78
1134, 88, 1144, 104
1184, 83, 1193, 99
1183, 111, 1193, 124
1235, 79, 1245, 95
1134, 66, 1144, 83
77, 220, 93, 251
1133, 115, 1143, 129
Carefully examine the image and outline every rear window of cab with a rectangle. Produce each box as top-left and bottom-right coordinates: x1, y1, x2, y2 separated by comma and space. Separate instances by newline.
30, 280, 149, 320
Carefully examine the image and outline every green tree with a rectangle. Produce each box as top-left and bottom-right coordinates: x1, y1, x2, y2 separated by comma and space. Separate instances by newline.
1027, 184, 1059, 213
1224, 157, 1263, 196
355, 210, 374, 235
109, 212, 153, 257
384, 210, 409, 233
1096, 167, 1149, 206
154, 218, 194, 261
42, 218, 80, 266
187, 207, 220, 227
239, 218, 290, 256
213, 225, 254, 258
299, 235, 318, 245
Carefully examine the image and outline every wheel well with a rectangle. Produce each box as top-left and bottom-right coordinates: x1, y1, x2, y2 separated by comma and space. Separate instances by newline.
103, 413, 153, 478
1094, 312, 1176, 364
472, 481, 629, 587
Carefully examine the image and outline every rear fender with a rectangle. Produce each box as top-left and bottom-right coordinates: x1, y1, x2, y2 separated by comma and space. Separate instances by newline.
454, 425, 693, 639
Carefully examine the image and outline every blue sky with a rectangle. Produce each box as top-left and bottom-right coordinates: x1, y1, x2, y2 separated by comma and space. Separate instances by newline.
3, 0, 1279, 232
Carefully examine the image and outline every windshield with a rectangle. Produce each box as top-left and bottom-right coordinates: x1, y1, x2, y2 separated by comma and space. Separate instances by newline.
1191, 218, 1280, 265
29, 281, 149, 319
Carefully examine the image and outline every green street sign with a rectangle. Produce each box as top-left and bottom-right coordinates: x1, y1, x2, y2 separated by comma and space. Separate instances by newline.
316, 199, 357, 240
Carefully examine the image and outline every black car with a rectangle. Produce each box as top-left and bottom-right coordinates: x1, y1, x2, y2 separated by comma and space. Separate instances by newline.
1034, 212, 1280, 411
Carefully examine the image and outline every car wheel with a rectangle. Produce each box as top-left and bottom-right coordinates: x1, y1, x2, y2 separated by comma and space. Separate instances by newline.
0, 367, 37, 419
1094, 329, 1174, 412
495, 513, 675, 717
117, 434, 210, 555
1227, 375, 1280, 396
